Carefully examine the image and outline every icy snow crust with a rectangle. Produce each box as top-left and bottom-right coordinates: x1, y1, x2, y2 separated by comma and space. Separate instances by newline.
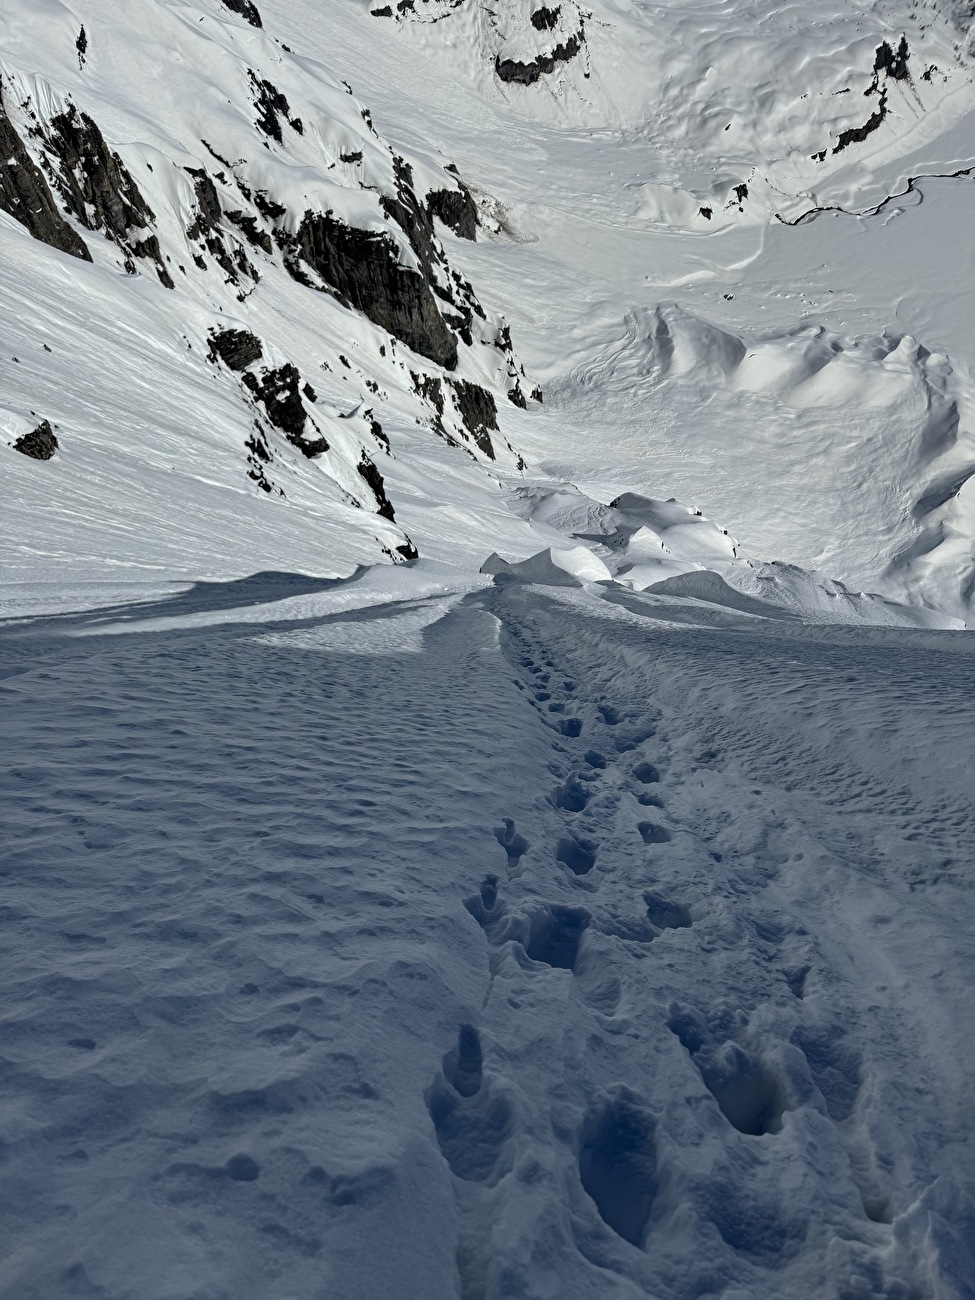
2, 0, 975, 1294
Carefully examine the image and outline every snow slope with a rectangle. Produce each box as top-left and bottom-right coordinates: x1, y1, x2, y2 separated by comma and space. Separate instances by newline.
3, 0, 975, 1295
2, 0, 975, 617
2, 571, 974, 1298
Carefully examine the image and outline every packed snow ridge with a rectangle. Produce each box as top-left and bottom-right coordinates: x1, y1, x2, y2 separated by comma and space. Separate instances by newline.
1, 0, 974, 1297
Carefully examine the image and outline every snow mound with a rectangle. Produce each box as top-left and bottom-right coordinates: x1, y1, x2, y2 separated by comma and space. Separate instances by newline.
556, 304, 973, 618
481, 546, 613, 586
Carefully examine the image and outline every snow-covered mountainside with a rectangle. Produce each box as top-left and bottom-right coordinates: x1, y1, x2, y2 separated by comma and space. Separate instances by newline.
3, 0, 975, 616
2, 0, 975, 1296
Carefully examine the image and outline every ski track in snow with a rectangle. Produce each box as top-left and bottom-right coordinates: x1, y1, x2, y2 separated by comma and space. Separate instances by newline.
2, 579, 974, 1298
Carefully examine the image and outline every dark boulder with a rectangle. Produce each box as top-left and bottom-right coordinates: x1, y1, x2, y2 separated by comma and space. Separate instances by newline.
14, 420, 59, 460
0, 80, 91, 260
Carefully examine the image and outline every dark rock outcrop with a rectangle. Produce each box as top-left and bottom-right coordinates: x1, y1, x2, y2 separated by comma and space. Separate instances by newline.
816, 37, 909, 159
245, 423, 279, 494
13, 420, 59, 460
249, 72, 301, 142
47, 103, 153, 235
427, 185, 477, 241
496, 32, 583, 85
451, 379, 497, 458
241, 364, 329, 456
225, 209, 273, 254
531, 6, 561, 29
185, 168, 257, 284
220, 0, 262, 28
874, 36, 909, 80
209, 328, 263, 370
381, 155, 479, 344
44, 103, 173, 285
357, 453, 396, 520
832, 94, 888, 153
296, 210, 458, 368
0, 80, 91, 260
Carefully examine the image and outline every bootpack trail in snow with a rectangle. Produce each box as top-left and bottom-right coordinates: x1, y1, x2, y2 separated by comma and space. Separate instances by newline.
3, 0, 975, 1294
1, 575, 974, 1299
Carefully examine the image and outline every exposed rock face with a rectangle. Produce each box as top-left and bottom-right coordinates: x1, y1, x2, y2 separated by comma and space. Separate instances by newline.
220, 0, 262, 28
814, 36, 910, 159
495, 32, 583, 85
226, 209, 273, 253
451, 379, 497, 458
357, 454, 396, 520
249, 72, 301, 142
14, 420, 59, 460
832, 95, 888, 152
874, 35, 910, 80
185, 168, 257, 285
426, 185, 477, 241
241, 364, 329, 456
531, 6, 561, 30
44, 103, 174, 286
244, 422, 279, 494
296, 210, 459, 369
209, 328, 263, 370
0, 81, 91, 260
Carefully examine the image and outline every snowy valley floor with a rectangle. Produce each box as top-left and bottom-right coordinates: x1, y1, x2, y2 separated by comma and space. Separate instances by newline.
2, 569, 974, 1299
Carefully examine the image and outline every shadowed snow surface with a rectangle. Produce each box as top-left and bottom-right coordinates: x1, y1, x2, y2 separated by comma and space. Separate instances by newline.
2, 574, 974, 1298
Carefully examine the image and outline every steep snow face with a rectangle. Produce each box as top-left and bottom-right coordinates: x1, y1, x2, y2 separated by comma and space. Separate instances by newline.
2, 0, 974, 615
3, 2, 975, 1293
1, 0, 535, 582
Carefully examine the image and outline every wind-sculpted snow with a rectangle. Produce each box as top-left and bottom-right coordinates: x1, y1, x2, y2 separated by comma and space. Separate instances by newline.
547, 303, 975, 615
2, 573, 974, 1297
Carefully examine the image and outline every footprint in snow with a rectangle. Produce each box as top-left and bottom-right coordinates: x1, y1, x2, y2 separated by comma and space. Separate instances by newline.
579, 1090, 658, 1247
494, 817, 529, 864
553, 774, 589, 812
638, 821, 671, 845
426, 1026, 514, 1184
556, 835, 598, 875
